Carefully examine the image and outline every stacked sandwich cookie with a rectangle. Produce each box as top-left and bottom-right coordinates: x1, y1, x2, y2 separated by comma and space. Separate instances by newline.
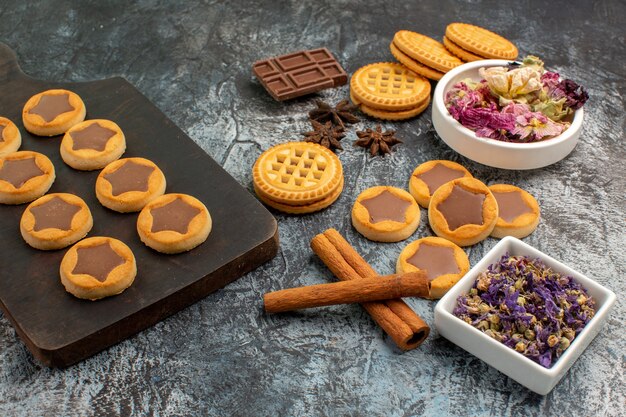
443, 23, 518, 61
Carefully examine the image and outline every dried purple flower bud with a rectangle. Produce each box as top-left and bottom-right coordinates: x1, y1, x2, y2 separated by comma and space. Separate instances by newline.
515, 342, 526, 352
547, 334, 559, 348
559, 337, 571, 350
524, 329, 536, 340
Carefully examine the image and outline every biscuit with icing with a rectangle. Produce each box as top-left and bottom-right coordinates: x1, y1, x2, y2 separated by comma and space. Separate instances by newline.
428, 177, 498, 246
396, 236, 469, 299
409, 160, 473, 208
20, 193, 93, 250
0, 151, 55, 205
22, 89, 86, 136
0, 117, 22, 157
352, 186, 420, 242
96, 157, 166, 213
137, 193, 211, 254
489, 184, 540, 239
61, 119, 126, 170
60, 236, 137, 300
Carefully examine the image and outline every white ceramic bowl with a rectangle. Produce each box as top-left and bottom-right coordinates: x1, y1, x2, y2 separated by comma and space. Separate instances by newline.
432, 60, 584, 170
434, 236, 616, 395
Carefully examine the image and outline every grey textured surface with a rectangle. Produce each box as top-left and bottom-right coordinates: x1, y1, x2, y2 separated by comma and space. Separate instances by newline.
0, 0, 624, 416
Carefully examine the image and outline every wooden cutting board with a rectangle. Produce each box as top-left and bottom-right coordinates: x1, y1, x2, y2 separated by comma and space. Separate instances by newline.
0, 42, 279, 367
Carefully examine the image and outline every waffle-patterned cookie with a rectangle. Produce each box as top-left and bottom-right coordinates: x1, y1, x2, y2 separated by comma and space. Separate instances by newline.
445, 23, 518, 60
351, 91, 430, 121
442, 36, 483, 62
350, 62, 431, 111
393, 31, 463, 73
253, 142, 343, 206
389, 42, 444, 81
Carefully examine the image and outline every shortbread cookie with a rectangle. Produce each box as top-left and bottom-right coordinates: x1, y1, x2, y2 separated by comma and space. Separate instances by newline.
389, 42, 444, 81
255, 177, 344, 214
351, 91, 430, 121
96, 157, 166, 213
0, 117, 22, 157
20, 193, 93, 250
61, 119, 126, 170
0, 151, 55, 205
396, 236, 469, 299
429, 177, 498, 246
445, 23, 518, 60
350, 62, 431, 111
393, 31, 463, 73
409, 160, 473, 208
60, 236, 137, 301
22, 89, 86, 136
442, 36, 483, 62
253, 142, 343, 211
352, 186, 420, 242
137, 193, 211, 254
489, 184, 540, 239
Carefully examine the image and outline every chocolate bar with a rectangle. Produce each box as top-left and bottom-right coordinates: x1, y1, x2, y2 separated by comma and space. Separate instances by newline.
253, 48, 347, 101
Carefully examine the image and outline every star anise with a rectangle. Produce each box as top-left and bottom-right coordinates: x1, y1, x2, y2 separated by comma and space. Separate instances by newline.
354, 125, 403, 156
308, 99, 360, 129
302, 120, 346, 151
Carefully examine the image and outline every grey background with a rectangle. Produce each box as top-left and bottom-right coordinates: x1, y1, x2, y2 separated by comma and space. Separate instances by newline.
0, 0, 624, 416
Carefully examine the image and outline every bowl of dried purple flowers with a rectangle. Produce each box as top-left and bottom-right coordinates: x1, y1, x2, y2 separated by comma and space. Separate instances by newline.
434, 236, 615, 395
432, 56, 588, 170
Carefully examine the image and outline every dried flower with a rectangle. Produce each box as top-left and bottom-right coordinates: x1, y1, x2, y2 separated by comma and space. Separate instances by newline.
453, 254, 596, 368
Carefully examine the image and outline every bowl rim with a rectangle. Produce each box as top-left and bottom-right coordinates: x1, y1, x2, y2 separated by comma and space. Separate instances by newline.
435, 236, 616, 377
432, 59, 584, 150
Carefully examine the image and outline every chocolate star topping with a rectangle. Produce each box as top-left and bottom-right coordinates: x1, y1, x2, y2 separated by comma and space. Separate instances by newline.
103, 161, 155, 196
302, 120, 345, 152
308, 99, 360, 129
355, 125, 403, 156
0, 125, 5, 143
70, 123, 116, 151
407, 244, 460, 280
150, 198, 201, 234
28, 93, 74, 123
73, 242, 125, 283
30, 196, 81, 231
0, 157, 44, 188
360, 190, 412, 223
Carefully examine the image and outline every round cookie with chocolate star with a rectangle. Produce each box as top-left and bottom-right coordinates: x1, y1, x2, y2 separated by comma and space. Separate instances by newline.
428, 177, 498, 246
60, 119, 126, 170
0, 151, 55, 205
396, 236, 469, 299
60, 236, 137, 301
137, 193, 211, 254
409, 160, 472, 208
22, 89, 86, 136
20, 193, 93, 250
488, 184, 540, 239
0, 117, 22, 157
95, 157, 166, 212
352, 186, 420, 242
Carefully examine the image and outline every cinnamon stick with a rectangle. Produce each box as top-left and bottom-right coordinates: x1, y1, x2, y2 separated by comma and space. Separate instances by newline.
264, 272, 430, 313
311, 229, 431, 350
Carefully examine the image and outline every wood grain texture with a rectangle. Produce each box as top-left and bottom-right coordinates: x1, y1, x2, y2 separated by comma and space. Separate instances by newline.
0, 0, 624, 416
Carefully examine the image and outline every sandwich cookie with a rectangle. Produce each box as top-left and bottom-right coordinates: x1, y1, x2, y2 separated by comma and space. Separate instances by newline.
22, 89, 86, 136
392, 30, 463, 74
428, 177, 498, 247
409, 160, 473, 208
352, 186, 420, 242
445, 23, 518, 60
396, 236, 469, 299
96, 157, 166, 212
489, 184, 540, 239
60, 236, 137, 301
253, 142, 343, 214
20, 193, 93, 250
0, 117, 22, 157
0, 151, 55, 205
350, 62, 431, 121
61, 119, 126, 170
137, 193, 211, 254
